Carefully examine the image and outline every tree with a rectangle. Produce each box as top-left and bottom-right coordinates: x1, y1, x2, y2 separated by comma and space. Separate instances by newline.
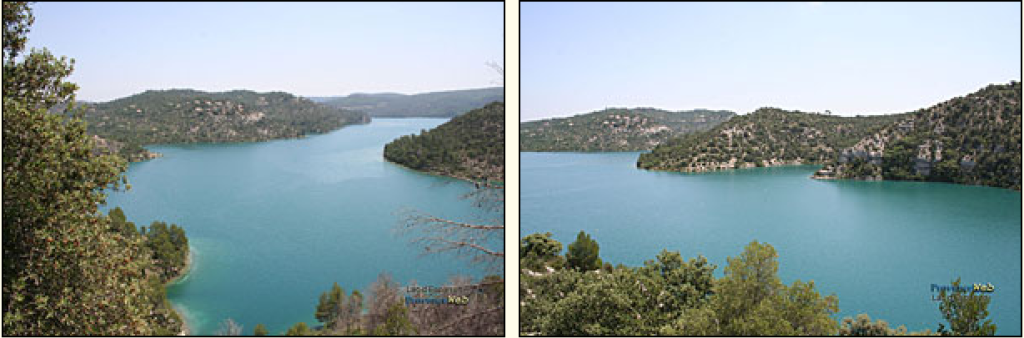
143, 221, 189, 281
366, 272, 402, 331
314, 282, 345, 329
373, 303, 417, 336
639, 250, 715, 314
703, 241, 838, 336
108, 206, 138, 236
284, 322, 311, 336
521, 232, 564, 270
253, 323, 268, 336
339, 290, 364, 333
937, 278, 996, 336
215, 318, 242, 336
566, 231, 602, 271
3, 2, 172, 335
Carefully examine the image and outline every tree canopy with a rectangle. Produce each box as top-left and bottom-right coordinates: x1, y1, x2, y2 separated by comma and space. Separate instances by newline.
520, 232, 971, 336
2, 3, 188, 334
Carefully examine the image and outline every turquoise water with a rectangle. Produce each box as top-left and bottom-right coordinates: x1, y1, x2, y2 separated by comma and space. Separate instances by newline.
521, 152, 1021, 335
104, 119, 498, 335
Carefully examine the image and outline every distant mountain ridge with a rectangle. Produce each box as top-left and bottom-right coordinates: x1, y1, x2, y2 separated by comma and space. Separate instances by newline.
319, 87, 503, 118
83, 89, 369, 161
521, 108, 735, 151
814, 81, 1021, 190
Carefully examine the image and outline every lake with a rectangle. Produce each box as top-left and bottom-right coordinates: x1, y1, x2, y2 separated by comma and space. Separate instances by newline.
521, 151, 1021, 335
104, 119, 498, 335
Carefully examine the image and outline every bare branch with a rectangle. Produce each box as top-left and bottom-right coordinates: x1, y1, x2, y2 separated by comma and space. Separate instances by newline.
396, 183, 504, 272
417, 216, 505, 231
418, 236, 505, 258
485, 61, 504, 86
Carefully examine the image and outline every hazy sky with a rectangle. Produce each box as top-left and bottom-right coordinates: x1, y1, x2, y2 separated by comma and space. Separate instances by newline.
522, 2, 1021, 120
26, 2, 504, 102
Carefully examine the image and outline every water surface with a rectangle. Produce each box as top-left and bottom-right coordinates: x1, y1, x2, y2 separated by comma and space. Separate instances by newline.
105, 119, 497, 335
521, 151, 1021, 334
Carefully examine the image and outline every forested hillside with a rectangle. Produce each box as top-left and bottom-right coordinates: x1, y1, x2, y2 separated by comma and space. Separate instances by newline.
814, 82, 1021, 190
521, 108, 734, 151
321, 87, 503, 118
383, 102, 504, 182
83, 89, 369, 161
638, 108, 904, 171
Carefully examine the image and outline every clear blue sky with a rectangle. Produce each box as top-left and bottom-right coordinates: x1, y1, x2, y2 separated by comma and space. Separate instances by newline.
26, 2, 503, 102
522, 2, 1021, 120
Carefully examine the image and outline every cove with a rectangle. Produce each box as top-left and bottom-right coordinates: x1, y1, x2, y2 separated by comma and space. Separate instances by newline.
521, 151, 1021, 335
104, 119, 496, 335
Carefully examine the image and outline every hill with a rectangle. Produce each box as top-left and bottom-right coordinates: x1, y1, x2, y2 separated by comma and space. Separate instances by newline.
321, 87, 503, 118
521, 108, 735, 151
383, 102, 504, 182
814, 82, 1021, 190
637, 108, 905, 171
83, 89, 370, 161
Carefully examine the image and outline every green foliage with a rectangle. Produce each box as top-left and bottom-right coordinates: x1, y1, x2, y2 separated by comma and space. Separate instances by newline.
383, 102, 504, 182
107, 207, 138, 236
142, 221, 189, 282
2, 2, 32, 60
936, 278, 997, 336
565, 231, 602, 271
82, 89, 369, 162
373, 303, 417, 336
253, 323, 268, 336
638, 108, 904, 171
2, 3, 182, 335
520, 232, 564, 270
522, 249, 718, 335
321, 86, 503, 118
521, 234, 843, 336
314, 282, 345, 328
285, 322, 312, 336
685, 241, 839, 336
543, 268, 650, 335
521, 108, 734, 151
639, 250, 716, 314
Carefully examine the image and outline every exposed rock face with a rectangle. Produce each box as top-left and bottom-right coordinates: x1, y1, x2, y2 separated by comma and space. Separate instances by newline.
816, 81, 1021, 190
91, 135, 161, 162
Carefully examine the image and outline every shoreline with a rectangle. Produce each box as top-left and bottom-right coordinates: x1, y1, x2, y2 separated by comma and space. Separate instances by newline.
123, 118, 372, 163
382, 157, 504, 186
167, 248, 194, 336
639, 162, 824, 174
